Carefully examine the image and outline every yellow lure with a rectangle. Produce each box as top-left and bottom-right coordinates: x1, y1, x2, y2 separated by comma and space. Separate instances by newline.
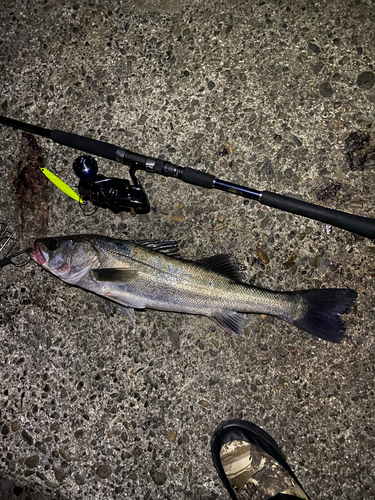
40, 168, 83, 204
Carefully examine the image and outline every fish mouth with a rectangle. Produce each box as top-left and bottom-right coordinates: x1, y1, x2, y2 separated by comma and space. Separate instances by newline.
28, 241, 47, 266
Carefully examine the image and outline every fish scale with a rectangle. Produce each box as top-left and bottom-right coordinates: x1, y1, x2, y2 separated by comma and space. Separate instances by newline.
92, 241, 295, 318
28, 234, 357, 343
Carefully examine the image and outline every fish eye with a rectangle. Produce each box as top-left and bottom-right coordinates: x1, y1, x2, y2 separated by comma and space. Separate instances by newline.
47, 239, 60, 251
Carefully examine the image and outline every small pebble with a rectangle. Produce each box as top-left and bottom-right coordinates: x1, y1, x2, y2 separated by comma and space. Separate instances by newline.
59, 449, 73, 462
168, 430, 177, 443
150, 467, 167, 485
137, 114, 148, 125
309, 255, 320, 268
357, 71, 374, 90
21, 430, 33, 445
217, 213, 226, 223
54, 468, 66, 483
45, 480, 58, 489
141, 421, 150, 431
291, 135, 302, 147
96, 465, 112, 479
74, 474, 85, 485
171, 202, 185, 222
357, 119, 373, 127
198, 399, 210, 408
257, 249, 270, 264
282, 251, 297, 268
218, 195, 232, 206
25, 455, 39, 468
121, 431, 128, 443
308, 42, 321, 54
319, 82, 333, 98
11, 421, 20, 432
260, 160, 274, 179
1, 424, 10, 436
132, 446, 143, 457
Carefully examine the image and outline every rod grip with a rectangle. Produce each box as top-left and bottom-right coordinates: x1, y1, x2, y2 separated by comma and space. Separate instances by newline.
180, 167, 215, 188
261, 190, 375, 239
50, 130, 119, 161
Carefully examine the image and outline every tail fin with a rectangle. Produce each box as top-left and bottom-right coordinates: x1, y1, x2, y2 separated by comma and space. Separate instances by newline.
287, 288, 357, 343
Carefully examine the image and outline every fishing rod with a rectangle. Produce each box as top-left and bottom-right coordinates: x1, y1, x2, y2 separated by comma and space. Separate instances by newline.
1, 114, 375, 239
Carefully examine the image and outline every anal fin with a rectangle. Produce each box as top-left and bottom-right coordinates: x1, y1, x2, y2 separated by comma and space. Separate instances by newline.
210, 312, 248, 335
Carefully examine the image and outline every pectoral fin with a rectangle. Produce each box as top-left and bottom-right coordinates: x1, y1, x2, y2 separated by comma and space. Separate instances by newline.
210, 312, 248, 335
93, 268, 139, 282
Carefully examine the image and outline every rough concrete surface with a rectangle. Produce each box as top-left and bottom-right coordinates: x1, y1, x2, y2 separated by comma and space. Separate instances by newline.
0, 0, 375, 499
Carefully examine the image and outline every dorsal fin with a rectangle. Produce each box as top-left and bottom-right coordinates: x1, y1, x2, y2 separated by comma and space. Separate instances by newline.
196, 254, 244, 281
133, 239, 180, 257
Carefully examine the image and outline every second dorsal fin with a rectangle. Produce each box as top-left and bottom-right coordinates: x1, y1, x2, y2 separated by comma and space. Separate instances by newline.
196, 254, 244, 281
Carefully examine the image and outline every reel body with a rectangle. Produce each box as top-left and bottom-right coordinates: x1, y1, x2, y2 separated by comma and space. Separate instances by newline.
73, 156, 150, 214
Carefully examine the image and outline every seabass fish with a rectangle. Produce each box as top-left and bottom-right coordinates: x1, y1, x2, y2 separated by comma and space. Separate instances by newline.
28, 235, 357, 342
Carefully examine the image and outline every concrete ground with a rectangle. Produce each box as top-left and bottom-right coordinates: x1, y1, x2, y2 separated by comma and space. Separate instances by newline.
1, 0, 375, 498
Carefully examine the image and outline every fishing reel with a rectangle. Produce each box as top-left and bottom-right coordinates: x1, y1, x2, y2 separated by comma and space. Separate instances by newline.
73, 156, 150, 214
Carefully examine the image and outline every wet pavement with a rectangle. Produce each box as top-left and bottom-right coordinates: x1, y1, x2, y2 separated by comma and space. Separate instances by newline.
0, 0, 375, 498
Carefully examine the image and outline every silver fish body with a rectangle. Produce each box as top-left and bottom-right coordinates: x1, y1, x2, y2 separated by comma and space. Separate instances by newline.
28, 235, 357, 342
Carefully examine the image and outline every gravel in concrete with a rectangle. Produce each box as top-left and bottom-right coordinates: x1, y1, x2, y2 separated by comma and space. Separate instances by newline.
1, 0, 375, 499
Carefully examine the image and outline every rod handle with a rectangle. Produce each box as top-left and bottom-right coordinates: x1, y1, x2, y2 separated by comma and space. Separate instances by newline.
50, 130, 119, 161
180, 167, 215, 188
261, 190, 375, 239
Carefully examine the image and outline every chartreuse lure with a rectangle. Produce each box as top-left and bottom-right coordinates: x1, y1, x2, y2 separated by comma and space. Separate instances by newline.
40, 167, 83, 204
